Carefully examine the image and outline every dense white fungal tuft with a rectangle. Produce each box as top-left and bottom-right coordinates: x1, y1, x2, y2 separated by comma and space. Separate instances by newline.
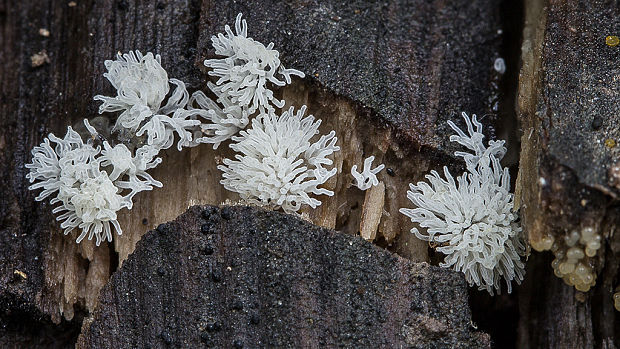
400, 112, 525, 295
95, 51, 200, 151
94, 51, 170, 133
192, 13, 306, 149
27, 48, 203, 245
27, 121, 122, 245
99, 142, 163, 205
27, 14, 321, 245
204, 13, 304, 114
26, 120, 167, 246
56, 171, 124, 245
351, 156, 385, 190
190, 91, 250, 149
218, 106, 339, 213
201, 13, 336, 213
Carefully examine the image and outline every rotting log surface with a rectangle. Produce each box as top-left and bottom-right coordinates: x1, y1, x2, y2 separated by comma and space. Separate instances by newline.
200, 0, 504, 151
77, 205, 490, 349
516, 0, 620, 348
1, 1, 505, 344
1, 0, 205, 344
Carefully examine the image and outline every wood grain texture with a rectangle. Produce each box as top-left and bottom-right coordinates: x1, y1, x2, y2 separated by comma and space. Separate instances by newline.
77, 205, 491, 348
0, 0, 206, 338
516, 0, 620, 347
199, 0, 504, 151
1, 0, 510, 347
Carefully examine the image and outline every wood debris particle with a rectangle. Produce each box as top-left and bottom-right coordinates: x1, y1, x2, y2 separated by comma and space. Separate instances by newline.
14, 269, 27, 280
606, 35, 619, 47
359, 182, 385, 241
38, 28, 50, 37
68, 1, 77, 7
30, 50, 50, 67
608, 162, 620, 189
604, 138, 616, 148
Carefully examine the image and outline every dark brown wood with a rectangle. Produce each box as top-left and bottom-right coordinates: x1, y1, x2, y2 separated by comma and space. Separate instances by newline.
0, 0, 523, 347
516, 0, 620, 348
200, 0, 504, 151
0, 0, 206, 346
76, 205, 491, 348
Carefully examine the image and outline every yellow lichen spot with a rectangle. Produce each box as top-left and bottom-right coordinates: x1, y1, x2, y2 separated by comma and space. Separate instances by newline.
606, 35, 620, 47
605, 138, 616, 148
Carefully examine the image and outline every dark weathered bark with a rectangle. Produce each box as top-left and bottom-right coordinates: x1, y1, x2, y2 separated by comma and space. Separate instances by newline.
8, 0, 601, 347
0, 1, 202, 325
516, 0, 620, 347
76, 205, 490, 348
200, 0, 504, 152
0, 0, 206, 344
1, 0, 505, 338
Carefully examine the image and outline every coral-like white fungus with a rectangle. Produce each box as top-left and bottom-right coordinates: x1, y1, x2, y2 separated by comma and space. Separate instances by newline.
400, 112, 525, 295
218, 106, 339, 213
351, 156, 385, 190
99, 142, 163, 204
136, 109, 202, 152
27, 13, 314, 245
27, 122, 117, 245
204, 13, 304, 114
94, 51, 169, 132
94, 51, 200, 152
27, 124, 95, 202
190, 91, 250, 149
26, 119, 165, 245
193, 12, 307, 149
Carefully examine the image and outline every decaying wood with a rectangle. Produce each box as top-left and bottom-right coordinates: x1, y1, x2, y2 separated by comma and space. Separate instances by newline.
200, 0, 504, 150
360, 182, 385, 241
77, 205, 491, 348
198, 0, 505, 260
1, 1, 505, 340
516, 0, 620, 347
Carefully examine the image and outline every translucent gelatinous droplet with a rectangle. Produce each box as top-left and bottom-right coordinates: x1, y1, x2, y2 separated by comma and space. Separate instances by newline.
587, 240, 601, 250
565, 230, 580, 247
567, 247, 585, 260
575, 263, 588, 276
581, 273, 594, 284
559, 262, 575, 274
575, 283, 591, 292
541, 236, 554, 250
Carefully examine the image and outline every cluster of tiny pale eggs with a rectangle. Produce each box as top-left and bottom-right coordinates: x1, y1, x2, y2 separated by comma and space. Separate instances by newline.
530, 227, 602, 292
